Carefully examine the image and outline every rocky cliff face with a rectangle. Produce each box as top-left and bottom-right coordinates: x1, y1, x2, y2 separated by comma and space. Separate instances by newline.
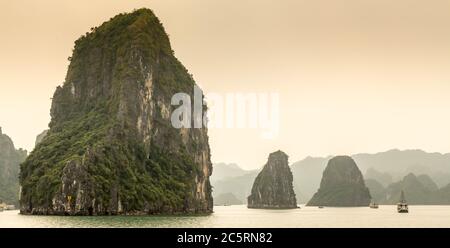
0, 127, 27, 205
34, 130, 48, 147
247, 151, 297, 209
20, 9, 213, 215
307, 156, 371, 207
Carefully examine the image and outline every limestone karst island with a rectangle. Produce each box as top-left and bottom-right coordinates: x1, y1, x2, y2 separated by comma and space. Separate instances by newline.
247, 151, 297, 209
307, 156, 371, 207
19, 9, 213, 215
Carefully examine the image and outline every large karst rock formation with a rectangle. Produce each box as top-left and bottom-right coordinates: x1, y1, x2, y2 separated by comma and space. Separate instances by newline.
247, 151, 297, 209
20, 9, 213, 215
307, 156, 371, 207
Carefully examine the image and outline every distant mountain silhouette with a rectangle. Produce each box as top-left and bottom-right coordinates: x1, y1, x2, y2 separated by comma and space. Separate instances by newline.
0, 127, 27, 205
365, 179, 387, 203
353, 149, 450, 186
417, 174, 439, 191
385, 173, 433, 204
291, 156, 330, 203
211, 163, 251, 183
434, 184, 450, 204
212, 149, 450, 204
212, 166, 259, 204
368, 173, 450, 205
364, 168, 393, 187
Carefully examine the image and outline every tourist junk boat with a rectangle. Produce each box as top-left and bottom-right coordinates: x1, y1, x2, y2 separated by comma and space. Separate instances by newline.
397, 190, 409, 213
369, 200, 379, 209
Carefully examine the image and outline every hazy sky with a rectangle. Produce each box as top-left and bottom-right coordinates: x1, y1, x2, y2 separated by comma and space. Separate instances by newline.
1, 0, 450, 169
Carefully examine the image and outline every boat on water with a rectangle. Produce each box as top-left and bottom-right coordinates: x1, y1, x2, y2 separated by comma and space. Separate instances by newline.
369, 201, 379, 209
397, 190, 409, 213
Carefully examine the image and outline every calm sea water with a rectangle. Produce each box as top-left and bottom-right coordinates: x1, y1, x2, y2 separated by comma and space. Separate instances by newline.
1, 205, 450, 228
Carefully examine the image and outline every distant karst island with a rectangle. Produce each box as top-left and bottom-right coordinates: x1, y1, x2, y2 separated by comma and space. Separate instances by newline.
247, 151, 297, 209
307, 156, 371, 207
0, 127, 27, 207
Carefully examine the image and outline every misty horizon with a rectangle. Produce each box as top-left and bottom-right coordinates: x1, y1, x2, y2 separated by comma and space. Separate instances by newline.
213, 148, 450, 169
